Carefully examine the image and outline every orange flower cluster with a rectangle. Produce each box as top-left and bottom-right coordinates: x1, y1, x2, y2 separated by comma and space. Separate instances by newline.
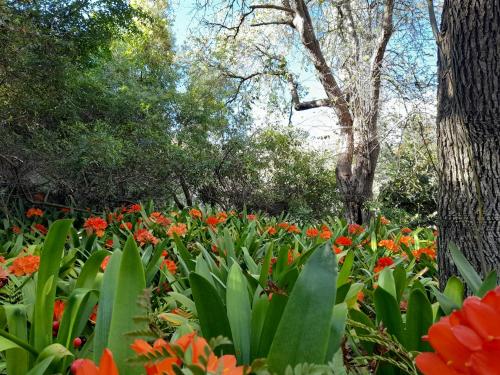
84, 217, 108, 237
416, 287, 500, 374
380, 216, 391, 225
131, 333, 248, 375
266, 226, 277, 235
54, 299, 65, 322
125, 204, 142, 213
107, 212, 124, 223
320, 226, 332, 239
189, 208, 202, 218
11, 225, 22, 234
398, 236, 414, 247
26, 208, 44, 218
247, 214, 256, 220
378, 239, 399, 252
149, 212, 172, 227
373, 257, 394, 273
120, 222, 132, 231
306, 228, 319, 238
217, 211, 228, 223
32, 223, 47, 235
277, 222, 290, 230
413, 247, 437, 260
401, 227, 412, 234
348, 223, 364, 235
335, 236, 353, 247
167, 223, 187, 238
161, 259, 177, 274
287, 224, 301, 234
134, 228, 159, 247
72, 348, 118, 375
9, 255, 40, 276
205, 216, 220, 228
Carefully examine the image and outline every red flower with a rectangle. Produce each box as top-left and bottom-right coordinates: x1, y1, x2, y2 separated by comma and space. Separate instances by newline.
374, 257, 394, 273
60, 207, 71, 213
32, 223, 47, 235
149, 212, 172, 227
189, 208, 202, 219
401, 227, 412, 234
247, 214, 256, 220
205, 216, 220, 228
11, 226, 22, 234
161, 259, 177, 274
120, 222, 133, 231
54, 299, 65, 322
416, 287, 500, 375
306, 228, 319, 238
126, 204, 142, 213
105, 239, 114, 249
266, 226, 277, 235
26, 208, 44, 218
348, 223, 364, 235
134, 228, 159, 247
84, 217, 108, 238
9, 255, 40, 276
335, 236, 353, 247
100, 256, 110, 271
167, 223, 187, 238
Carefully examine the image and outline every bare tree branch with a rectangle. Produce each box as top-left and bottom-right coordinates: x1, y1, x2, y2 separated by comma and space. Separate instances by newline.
249, 4, 294, 13
426, 0, 441, 44
287, 74, 331, 110
251, 20, 294, 27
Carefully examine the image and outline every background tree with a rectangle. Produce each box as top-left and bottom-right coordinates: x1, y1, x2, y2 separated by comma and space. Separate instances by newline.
196, 0, 437, 223
431, 0, 500, 284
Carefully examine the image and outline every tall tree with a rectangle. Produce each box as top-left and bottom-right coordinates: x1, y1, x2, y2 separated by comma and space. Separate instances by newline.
198, 0, 400, 223
432, 0, 500, 284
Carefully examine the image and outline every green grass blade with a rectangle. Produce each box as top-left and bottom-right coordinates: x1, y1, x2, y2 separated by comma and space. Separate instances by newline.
3, 305, 29, 374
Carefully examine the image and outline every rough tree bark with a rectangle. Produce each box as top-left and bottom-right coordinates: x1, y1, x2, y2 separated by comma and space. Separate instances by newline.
436, 0, 500, 285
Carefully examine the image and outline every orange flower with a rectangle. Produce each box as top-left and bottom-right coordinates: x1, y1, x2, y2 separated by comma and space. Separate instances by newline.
161, 259, 177, 274
380, 216, 390, 225
149, 212, 172, 227
413, 247, 437, 261
84, 217, 108, 238
100, 256, 110, 271
266, 226, 277, 235
247, 214, 256, 220
126, 204, 142, 213
306, 228, 319, 238
205, 216, 220, 228
72, 348, 119, 375
357, 291, 365, 302
89, 304, 98, 324
348, 223, 364, 235
60, 207, 71, 213
287, 250, 294, 265
416, 287, 500, 375
32, 223, 47, 235
167, 223, 187, 237
54, 299, 65, 321
11, 226, 22, 234
320, 229, 332, 240
134, 228, 159, 247
332, 246, 342, 254
26, 208, 44, 218
378, 239, 399, 252
401, 227, 412, 234
216, 212, 228, 223
105, 239, 114, 249
287, 224, 301, 234
189, 208, 202, 219
120, 222, 132, 230
277, 222, 290, 230
373, 257, 394, 273
335, 236, 353, 247
398, 236, 414, 247
9, 255, 40, 276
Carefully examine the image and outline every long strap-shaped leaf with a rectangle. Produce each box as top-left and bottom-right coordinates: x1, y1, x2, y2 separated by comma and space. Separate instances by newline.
267, 242, 338, 373
32, 219, 73, 352
107, 237, 147, 375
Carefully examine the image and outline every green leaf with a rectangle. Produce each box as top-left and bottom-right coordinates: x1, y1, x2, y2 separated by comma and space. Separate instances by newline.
477, 270, 497, 297
267, 243, 338, 373
26, 356, 54, 375
256, 294, 287, 358
378, 268, 397, 300
226, 264, 252, 364
189, 273, 233, 347
33, 219, 73, 352
4, 305, 29, 374
94, 250, 122, 362
259, 243, 273, 287
108, 237, 147, 375
0, 336, 21, 351
326, 303, 347, 361
173, 234, 194, 271
348, 310, 375, 354
75, 250, 109, 289
405, 288, 432, 351
337, 251, 354, 287
393, 265, 407, 303
250, 294, 269, 361
374, 287, 403, 341
449, 242, 482, 293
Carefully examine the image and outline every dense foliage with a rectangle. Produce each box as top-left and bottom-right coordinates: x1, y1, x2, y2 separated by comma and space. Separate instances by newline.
0, 204, 494, 374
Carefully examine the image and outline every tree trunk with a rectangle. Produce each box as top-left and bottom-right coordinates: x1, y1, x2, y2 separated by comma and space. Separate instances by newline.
437, 0, 500, 287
